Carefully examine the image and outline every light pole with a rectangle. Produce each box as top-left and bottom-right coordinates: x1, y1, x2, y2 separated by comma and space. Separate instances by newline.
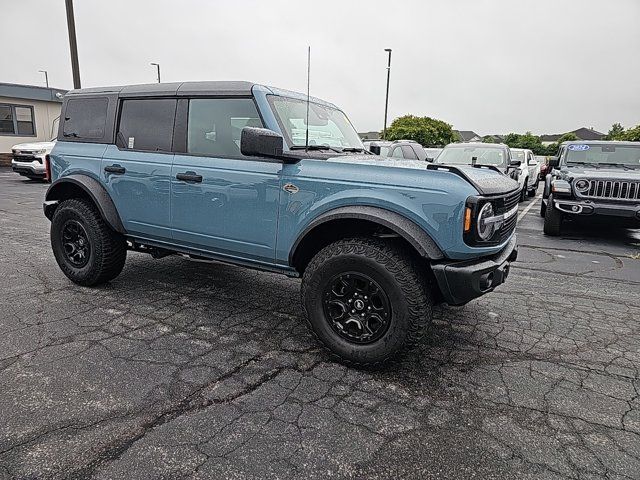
382, 48, 392, 140
65, 0, 81, 89
38, 70, 49, 88
150, 63, 161, 83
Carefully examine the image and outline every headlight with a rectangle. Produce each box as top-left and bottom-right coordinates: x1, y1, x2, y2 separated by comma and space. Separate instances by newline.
551, 179, 571, 194
477, 202, 496, 240
574, 179, 589, 193
34, 149, 47, 154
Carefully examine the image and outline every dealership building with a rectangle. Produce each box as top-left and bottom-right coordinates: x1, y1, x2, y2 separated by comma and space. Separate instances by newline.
0, 82, 67, 165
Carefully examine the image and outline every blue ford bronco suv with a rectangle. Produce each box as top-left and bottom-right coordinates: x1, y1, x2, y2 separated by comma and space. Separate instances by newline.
44, 81, 519, 365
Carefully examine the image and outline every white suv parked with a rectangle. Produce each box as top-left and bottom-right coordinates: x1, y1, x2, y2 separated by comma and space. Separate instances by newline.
11, 139, 55, 180
510, 148, 541, 201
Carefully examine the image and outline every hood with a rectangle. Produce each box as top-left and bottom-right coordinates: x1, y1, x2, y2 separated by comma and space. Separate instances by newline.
560, 165, 640, 180
327, 156, 520, 195
11, 140, 56, 152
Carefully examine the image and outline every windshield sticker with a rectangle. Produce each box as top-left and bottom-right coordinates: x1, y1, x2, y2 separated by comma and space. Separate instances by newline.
128, 137, 135, 149
568, 144, 589, 151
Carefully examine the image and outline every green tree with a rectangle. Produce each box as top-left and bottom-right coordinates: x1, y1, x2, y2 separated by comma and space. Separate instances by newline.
604, 123, 625, 140
503, 132, 546, 155
482, 136, 495, 143
620, 125, 640, 141
557, 132, 579, 144
385, 115, 456, 147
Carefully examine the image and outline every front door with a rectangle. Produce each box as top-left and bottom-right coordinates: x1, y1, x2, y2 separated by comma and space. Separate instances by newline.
171, 97, 281, 265
101, 98, 177, 241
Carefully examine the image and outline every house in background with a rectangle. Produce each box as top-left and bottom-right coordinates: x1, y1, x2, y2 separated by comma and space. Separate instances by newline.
453, 130, 482, 142
540, 127, 604, 146
483, 134, 505, 143
0, 82, 67, 165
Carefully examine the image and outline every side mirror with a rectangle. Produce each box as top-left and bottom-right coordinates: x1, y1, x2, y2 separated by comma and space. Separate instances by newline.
548, 156, 559, 168
528, 159, 538, 166
509, 159, 522, 167
369, 145, 381, 155
240, 127, 284, 158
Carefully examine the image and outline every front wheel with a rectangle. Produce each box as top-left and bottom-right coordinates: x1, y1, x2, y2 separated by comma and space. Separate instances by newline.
543, 195, 563, 236
301, 237, 433, 365
51, 198, 127, 286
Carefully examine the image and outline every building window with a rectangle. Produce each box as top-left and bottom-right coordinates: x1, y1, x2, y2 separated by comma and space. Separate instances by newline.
0, 104, 36, 136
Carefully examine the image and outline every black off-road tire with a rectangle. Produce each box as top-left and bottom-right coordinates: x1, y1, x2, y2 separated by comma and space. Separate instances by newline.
540, 198, 547, 217
543, 195, 563, 236
51, 198, 127, 286
301, 237, 433, 366
520, 180, 528, 202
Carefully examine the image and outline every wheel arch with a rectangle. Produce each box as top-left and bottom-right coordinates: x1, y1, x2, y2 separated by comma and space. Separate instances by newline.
44, 175, 125, 234
289, 206, 444, 274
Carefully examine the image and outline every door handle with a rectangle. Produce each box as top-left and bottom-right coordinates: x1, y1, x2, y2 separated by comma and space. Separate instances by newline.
104, 165, 126, 174
176, 172, 203, 183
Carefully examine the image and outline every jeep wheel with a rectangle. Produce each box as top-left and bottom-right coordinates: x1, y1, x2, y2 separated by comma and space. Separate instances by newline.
540, 199, 547, 217
51, 198, 127, 286
543, 195, 563, 236
301, 237, 432, 365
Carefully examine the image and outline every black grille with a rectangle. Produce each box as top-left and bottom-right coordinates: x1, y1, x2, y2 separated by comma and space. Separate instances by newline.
583, 179, 640, 201
12, 154, 40, 163
495, 190, 519, 242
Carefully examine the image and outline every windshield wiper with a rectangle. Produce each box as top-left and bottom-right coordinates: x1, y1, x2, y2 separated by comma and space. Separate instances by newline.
63, 132, 78, 138
596, 162, 634, 169
566, 161, 593, 166
290, 145, 342, 153
341, 147, 372, 154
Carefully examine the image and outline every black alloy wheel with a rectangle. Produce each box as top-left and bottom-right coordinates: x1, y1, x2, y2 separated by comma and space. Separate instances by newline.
322, 272, 391, 344
61, 220, 91, 268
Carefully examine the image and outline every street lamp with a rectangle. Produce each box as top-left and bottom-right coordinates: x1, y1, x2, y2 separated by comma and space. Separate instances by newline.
382, 48, 392, 140
38, 70, 49, 88
150, 63, 161, 83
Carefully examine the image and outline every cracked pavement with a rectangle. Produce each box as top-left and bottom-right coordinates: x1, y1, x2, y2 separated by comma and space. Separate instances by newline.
1, 169, 639, 479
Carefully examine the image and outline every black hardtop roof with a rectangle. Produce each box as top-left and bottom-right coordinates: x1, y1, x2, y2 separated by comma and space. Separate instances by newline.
561, 140, 640, 147
66, 81, 258, 97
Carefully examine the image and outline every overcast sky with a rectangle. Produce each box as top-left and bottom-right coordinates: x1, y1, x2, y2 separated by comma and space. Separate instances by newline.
2, 0, 639, 135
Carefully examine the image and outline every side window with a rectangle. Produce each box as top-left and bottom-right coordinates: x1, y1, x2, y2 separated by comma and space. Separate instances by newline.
390, 147, 405, 159
401, 145, 418, 160
187, 98, 262, 157
0, 104, 36, 136
118, 99, 177, 152
63, 97, 108, 140
412, 146, 427, 161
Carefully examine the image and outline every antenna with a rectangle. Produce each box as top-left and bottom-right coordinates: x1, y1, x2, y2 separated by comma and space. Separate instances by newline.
305, 46, 310, 151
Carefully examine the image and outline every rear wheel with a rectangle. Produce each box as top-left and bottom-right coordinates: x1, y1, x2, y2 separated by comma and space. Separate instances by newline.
520, 180, 528, 202
51, 198, 127, 286
301, 237, 432, 366
543, 194, 563, 236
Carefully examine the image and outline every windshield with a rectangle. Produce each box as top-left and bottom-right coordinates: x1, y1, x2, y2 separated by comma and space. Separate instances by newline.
268, 96, 364, 150
510, 150, 526, 161
436, 146, 507, 167
564, 144, 640, 167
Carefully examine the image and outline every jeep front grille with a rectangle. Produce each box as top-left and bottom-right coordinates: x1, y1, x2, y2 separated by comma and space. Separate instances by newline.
581, 180, 640, 201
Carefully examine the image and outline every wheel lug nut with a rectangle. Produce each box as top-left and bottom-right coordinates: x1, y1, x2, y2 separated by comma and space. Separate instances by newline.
368, 306, 371, 310
351, 309, 355, 313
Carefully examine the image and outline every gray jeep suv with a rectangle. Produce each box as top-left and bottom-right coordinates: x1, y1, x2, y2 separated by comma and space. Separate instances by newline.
541, 141, 640, 235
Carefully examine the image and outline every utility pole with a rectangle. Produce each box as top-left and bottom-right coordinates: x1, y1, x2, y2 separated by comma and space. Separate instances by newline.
382, 48, 392, 140
150, 63, 161, 83
38, 70, 49, 88
65, 0, 81, 89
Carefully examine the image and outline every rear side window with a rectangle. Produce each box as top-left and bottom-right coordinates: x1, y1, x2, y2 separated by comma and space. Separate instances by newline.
390, 147, 405, 159
187, 98, 262, 157
118, 99, 177, 152
401, 145, 418, 160
63, 97, 108, 139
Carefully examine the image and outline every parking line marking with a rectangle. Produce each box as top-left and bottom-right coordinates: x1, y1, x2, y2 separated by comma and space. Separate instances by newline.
517, 194, 542, 224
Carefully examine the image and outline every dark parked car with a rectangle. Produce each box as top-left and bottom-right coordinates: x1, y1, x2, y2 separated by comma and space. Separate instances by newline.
364, 140, 428, 161
541, 141, 640, 235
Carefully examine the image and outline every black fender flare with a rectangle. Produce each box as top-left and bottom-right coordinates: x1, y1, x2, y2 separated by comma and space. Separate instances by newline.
543, 173, 553, 199
44, 174, 125, 234
289, 205, 444, 266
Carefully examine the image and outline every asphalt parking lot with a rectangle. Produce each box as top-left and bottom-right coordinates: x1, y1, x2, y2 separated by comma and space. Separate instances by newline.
1, 169, 639, 480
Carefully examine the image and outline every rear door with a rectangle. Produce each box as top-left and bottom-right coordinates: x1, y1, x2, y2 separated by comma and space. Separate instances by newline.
101, 98, 176, 241
170, 97, 281, 265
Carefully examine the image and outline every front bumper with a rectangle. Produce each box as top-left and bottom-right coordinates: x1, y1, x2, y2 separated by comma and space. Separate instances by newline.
553, 198, 640, 220
11, 160, 46, 178
431, 235, 518, 306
